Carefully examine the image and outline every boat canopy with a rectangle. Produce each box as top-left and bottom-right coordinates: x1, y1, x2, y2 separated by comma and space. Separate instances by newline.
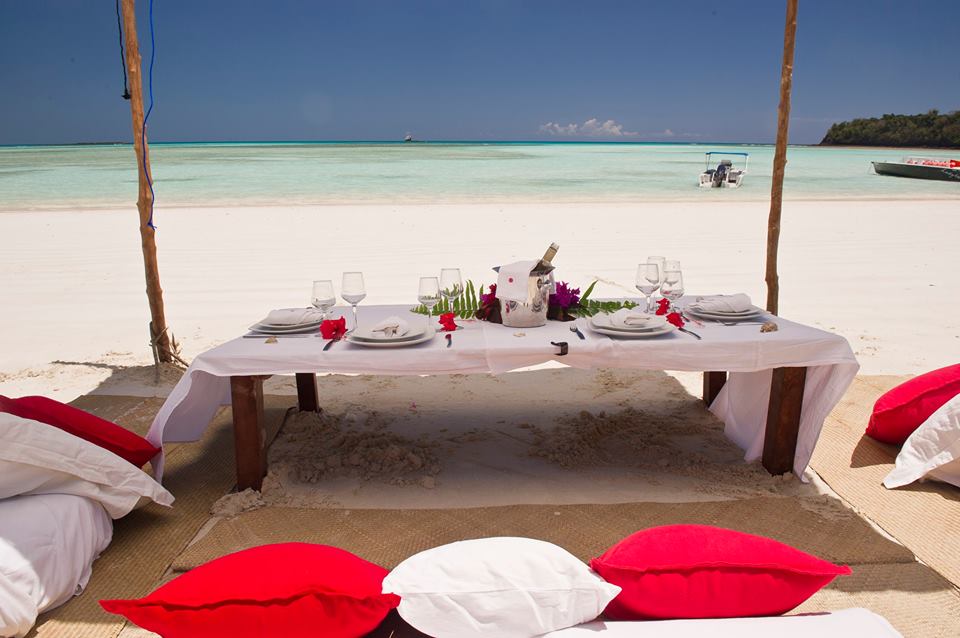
703, 151, 750, 171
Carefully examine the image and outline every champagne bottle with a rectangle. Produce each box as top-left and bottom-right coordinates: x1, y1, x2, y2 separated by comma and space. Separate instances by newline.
537, 243, 559, 272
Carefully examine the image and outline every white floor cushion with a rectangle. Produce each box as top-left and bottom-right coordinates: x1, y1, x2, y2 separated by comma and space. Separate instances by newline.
0, 494, 112, 638
884, 393, 960, 489
382, 537, 620, 638
0, 413, 173, 518
539, 608, 902, 637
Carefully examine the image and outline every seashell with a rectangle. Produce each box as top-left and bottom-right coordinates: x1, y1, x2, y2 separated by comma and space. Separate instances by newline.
760, 321, 778, 333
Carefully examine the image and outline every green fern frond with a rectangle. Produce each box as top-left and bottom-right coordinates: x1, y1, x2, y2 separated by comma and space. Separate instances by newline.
410, 280, 482, 319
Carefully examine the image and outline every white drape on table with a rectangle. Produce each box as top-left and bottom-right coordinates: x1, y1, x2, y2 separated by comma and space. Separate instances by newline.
146, 304, 858, 481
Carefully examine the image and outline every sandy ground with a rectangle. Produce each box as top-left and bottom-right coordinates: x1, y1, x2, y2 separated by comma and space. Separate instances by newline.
4, 200, 956, 637
209, 369, 834, 513
1, 199, 958, 401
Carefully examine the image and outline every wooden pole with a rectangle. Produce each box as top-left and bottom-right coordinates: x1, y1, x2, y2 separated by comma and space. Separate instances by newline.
120, 0, 173, 362
765, 0, 799, 315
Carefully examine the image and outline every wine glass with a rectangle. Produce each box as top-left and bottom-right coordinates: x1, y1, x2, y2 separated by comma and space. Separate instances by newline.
440, 268, 463, 314
664, 260, 682, 278
647, 255, 666, 302
663, 265, 682, 287
661, 270, 684, 313
635, 263, 660, 313
311, 280, 336, 319
341, 272, 366, 330
418, 277, 441, 325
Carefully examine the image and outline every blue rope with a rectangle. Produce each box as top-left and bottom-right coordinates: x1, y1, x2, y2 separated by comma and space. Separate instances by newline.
142, 0, 157, 229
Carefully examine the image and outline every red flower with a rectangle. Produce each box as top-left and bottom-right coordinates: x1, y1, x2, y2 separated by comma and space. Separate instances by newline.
480, 283, 498, 307
319, 316, 347, 340
655, 298, 671, 316
666, 312, 685, 328
438, 312, 458, 332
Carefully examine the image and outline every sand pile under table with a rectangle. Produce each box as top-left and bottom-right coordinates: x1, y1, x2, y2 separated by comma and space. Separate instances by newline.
526, 405, 800, 500
213, 407, 441, 515
212, 369, 835, 513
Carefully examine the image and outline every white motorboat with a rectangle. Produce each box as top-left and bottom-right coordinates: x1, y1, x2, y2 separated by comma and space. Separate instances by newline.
699, 152, 749, 188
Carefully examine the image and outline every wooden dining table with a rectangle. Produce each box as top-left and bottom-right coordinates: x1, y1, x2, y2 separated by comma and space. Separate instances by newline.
145, 303, 859, 490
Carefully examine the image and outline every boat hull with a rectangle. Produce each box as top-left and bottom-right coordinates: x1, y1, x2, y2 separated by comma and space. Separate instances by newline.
872, 161, 960, 182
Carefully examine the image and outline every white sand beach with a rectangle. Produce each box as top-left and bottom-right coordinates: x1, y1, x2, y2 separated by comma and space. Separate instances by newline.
1, 199, 957, 401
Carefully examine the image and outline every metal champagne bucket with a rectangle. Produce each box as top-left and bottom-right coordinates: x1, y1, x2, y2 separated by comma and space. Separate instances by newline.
500, 268, 556, 328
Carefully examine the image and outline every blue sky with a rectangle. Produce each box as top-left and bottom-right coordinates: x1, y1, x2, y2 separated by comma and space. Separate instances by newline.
1, 0, 958, 145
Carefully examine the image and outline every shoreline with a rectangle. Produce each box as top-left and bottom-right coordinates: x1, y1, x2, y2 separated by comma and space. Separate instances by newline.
3, 194, 960, 215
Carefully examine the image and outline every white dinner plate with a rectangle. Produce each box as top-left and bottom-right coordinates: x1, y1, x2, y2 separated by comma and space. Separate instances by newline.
350, 325, 428, 342
590, 313, 668, 332
686, 307, 763, 320
591, 323, 677, 339
346, 327, 437, 348
249, 322, 323, 335
257, 318, 324, 328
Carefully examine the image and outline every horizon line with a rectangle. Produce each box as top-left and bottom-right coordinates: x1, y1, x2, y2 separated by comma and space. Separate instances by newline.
1, 139, 816, 149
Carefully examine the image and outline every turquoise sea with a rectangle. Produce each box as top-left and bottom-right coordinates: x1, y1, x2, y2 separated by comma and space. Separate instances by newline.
1, 142, 958, 212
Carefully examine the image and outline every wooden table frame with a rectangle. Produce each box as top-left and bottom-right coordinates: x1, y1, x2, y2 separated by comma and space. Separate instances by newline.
229, 368, 807, 491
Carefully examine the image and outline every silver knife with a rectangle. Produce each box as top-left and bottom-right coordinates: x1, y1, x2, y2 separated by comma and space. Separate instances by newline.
323, 335, 344, 351
678, 327, 702, 340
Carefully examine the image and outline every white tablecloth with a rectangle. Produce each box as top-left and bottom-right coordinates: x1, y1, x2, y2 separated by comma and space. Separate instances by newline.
146, 303, 858, 480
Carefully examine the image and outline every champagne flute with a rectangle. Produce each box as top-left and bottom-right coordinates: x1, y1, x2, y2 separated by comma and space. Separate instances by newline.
635, 263, 660, 313
341, 272, 366, 330
311, 280, 336, 320
661, 270, 684, 313
439, 268, 463, 315
418, 277, 441, 327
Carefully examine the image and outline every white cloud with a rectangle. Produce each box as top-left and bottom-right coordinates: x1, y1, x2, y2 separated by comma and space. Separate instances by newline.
539, 118, 638, 137
661, 128, 675, 137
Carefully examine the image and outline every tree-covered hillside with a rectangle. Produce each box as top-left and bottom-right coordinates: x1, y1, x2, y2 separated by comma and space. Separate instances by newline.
820, 110, 959, 148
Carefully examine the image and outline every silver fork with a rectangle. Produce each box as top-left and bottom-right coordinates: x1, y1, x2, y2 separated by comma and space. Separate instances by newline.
715, 320, 768, 326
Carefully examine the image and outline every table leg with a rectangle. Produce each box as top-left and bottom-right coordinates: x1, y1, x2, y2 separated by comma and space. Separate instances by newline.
762, 366, 807, 475
295, 372, 320, 412
703, 371, 727, 406
230, 375, 266, 491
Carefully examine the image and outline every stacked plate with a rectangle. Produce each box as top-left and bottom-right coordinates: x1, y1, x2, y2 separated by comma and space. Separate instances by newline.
685, 304, 764, 322
589, 313, 677, 339
249, 316, 324, 335
346, 325, 436, 348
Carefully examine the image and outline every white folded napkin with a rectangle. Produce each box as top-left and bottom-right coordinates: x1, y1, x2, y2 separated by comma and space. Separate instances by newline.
496, 260, 538, 303
372, 315, 410, 338
688, 294, 753, 314
263, 308, 326, 326
609, 308, 660, 329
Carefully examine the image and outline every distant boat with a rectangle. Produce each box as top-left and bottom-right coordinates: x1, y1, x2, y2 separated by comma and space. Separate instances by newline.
699, 152, 749, 188
871, 157, 960, 182
404, 133, 414, 143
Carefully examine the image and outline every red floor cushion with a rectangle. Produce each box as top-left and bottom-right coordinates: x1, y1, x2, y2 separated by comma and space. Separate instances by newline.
0, 395, 161, 468
100, 543, 399, 638
866, 363, 960, 445
590, 525, 850, 620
